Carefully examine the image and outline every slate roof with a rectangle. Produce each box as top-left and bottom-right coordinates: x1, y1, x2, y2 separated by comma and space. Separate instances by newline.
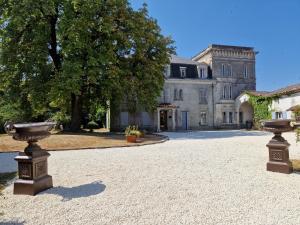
170, 54, 200, 65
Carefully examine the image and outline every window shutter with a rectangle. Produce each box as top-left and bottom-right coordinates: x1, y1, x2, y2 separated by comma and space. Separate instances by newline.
271, 112, 276, 119
282, 111, 287, 119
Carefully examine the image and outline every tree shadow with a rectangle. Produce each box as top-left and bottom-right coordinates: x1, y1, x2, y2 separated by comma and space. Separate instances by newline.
43, 181, 106, 202
162, 130, 270, 140
0, 221, 25, 225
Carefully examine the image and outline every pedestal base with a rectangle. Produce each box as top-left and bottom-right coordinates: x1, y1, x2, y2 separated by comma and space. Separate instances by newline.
267, 161, 293, 174
14, 147, 53, 196
14, 175, 53, 196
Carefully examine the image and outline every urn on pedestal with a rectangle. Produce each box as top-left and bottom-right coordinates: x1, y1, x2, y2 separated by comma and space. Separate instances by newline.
5, 121, 56, 195
262, 119, 293, 174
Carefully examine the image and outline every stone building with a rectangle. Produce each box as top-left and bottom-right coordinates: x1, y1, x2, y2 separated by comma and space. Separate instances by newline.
111, 44, 258, 131
237, 83, 300, 121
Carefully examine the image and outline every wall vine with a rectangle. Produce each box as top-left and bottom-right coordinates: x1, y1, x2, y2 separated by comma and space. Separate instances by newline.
246, 92, 280, 129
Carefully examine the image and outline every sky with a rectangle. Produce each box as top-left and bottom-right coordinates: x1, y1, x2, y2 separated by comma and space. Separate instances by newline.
130, 0, 300, 91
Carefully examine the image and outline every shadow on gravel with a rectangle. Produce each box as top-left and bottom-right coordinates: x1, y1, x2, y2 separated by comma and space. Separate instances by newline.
43, 181, 106, 201
163, 130, 270, 140
0, 221, 25, 225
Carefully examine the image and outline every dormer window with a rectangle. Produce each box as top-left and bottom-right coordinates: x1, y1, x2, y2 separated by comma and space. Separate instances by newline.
180, 67, 186, 78
198, 67, 206, 79
164, 65, 171, 78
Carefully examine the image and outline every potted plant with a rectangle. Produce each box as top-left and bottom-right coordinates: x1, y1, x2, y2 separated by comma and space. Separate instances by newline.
125, 125, 141, 143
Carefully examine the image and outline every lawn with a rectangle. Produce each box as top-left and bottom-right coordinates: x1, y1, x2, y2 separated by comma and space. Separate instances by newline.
0, 132, 166, 152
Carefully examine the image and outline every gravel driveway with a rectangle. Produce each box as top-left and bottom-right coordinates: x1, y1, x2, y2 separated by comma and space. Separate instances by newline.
1, 130, 300, 225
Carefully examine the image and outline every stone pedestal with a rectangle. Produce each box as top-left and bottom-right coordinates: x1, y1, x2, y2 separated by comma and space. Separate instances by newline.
14, 146, 53, 195
266, 133, 293, 174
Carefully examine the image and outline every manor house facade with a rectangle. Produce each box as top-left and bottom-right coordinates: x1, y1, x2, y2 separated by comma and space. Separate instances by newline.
111, 44, 257, 131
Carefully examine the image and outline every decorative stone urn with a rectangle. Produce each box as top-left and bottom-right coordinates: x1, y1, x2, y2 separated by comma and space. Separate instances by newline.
261, 119, 293, 174
5, 121, 56, 195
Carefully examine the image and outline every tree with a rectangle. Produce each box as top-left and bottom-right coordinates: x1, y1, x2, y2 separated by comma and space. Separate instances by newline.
0, 0, 174, 131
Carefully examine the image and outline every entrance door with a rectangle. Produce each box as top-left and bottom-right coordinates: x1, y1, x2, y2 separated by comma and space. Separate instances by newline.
181, 111, 189, 130
160, 110, 168, 131
239, 112, 243, 124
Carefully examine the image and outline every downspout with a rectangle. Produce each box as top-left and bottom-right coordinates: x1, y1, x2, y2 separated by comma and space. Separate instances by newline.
212, 83, 215, 128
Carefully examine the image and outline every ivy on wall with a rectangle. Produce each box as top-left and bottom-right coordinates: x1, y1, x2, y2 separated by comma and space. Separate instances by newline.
247, 93, 274, 129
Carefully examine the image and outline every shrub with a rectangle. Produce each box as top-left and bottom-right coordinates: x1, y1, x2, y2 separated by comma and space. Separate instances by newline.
50, 111, 71, 131
87, 121, 99, 132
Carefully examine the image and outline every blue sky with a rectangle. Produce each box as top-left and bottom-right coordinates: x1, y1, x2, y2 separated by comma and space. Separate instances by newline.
130, 0, 300, 91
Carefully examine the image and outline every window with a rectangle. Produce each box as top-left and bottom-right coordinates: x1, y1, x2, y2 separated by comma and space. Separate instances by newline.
244, 64, 248, 78
180, 67, 186, 78
222, 86, 227, 99
199, 89, 207, 104
221, 64, 232, 76
229, 112, 233, 123
222, 64, 225, 76
228, 64, 232, 76
223, 112, 227, 123
222, 85, 232, 99
179, 89, 183, 100
198, 67, 206, 79
275, 112, 283, 119
174, 89, 178, 100
200, 112, 207, 125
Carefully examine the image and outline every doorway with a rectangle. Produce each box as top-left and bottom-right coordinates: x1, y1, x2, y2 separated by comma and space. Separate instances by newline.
160, 110, 168, 131
181, 111, 189, 130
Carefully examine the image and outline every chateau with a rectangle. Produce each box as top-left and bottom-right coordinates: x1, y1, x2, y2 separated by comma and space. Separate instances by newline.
111, 44, 257, 131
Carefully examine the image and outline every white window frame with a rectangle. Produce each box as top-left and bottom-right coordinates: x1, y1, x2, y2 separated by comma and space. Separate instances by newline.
229, 85, 232, 99
180, 67, 186, 78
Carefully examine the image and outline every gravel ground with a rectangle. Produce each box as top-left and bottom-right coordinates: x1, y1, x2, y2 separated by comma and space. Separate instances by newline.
1, 130, 300, 225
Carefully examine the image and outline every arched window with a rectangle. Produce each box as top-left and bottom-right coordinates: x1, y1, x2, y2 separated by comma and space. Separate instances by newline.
179, 89, 183, 100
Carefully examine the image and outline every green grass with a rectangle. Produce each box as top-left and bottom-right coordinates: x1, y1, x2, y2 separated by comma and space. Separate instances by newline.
0, 172, 17, 195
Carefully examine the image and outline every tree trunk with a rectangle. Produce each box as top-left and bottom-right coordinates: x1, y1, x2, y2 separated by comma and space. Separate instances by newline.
70, 93, 82, 131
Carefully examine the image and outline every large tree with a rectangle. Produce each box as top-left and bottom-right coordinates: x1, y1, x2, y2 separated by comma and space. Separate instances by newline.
0, 0, 174, 131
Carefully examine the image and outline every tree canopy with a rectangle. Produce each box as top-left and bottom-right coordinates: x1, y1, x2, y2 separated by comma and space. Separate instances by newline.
0, 0, 174, 131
